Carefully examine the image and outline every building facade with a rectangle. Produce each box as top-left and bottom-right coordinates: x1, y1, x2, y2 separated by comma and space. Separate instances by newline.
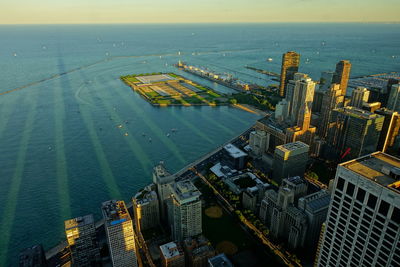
333, 60, 351, 96
279, 51, 300, 97
132, 184, 160, 232
64, 214, 100, 266
168, 181, 202, 241
387, 84, 400, 112
102, 200, 138, 267
376, 108, 400, 153
272, 141, 309, 184
153, 162, 175, 221
318, 83, 344, 138
350, 87, 370, 108
159, 242, 185, 267
315, 152, 400, 267
249, 130, 268, 158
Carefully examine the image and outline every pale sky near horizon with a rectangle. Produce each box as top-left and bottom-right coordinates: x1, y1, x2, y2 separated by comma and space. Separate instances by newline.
0, 0, 399, 24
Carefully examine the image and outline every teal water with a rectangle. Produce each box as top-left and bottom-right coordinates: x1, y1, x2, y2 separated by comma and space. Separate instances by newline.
0, 24, 399, 266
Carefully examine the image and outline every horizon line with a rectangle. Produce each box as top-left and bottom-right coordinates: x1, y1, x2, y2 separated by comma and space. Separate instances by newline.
0, 21, 399, 26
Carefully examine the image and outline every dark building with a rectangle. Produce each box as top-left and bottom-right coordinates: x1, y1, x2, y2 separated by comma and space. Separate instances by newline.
279, 51, 300, 97
327, 107, 384, 160
222, 143, 248, 170
64, 215, 101, 267
19, 244, 47, 267
375, 108, 400, 153
333, 60, 351, 96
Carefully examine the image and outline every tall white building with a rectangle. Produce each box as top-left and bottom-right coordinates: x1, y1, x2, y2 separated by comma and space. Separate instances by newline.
316, 152, 400, 267
350, 87, 370, 108
387, 84, 400, 112
153, 162, 175, 221
168, 180, 202, 241
102, 200, 138, 267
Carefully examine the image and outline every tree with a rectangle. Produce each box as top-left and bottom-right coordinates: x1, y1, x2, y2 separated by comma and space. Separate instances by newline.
229, 98, 237, 105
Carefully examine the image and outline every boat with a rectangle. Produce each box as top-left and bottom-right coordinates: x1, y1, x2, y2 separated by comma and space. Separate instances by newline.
118, 125, 123, 128
149, 138, 152, 142
167, 133, 170, 137
267, 58, 273, 62
124, 133, 129, 136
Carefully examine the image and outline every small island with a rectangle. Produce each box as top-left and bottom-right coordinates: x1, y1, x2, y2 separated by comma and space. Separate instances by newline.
121, 73, 229, 107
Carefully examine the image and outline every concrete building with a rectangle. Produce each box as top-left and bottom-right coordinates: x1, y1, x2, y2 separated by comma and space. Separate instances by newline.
333, 60, 351, 96
259, 177, 309, 249
183, 235, 215, 267
102, 200, 138, 267
208, 254, 233, 267
19, 245, 47, 267
312, 90, 324, 113
64, 214, 100, 266
350, 87, 370, 108
249, 130, 268, 158
327, 107, 384, 160
272, 141, 309, 184
159, 242, 185, 267
318, 84, 344, 138
153, 162, 175, 221
279, 51, 300, 97
375, 108, 400, 153
297, 190, 330, 251
387, 84, 400, 112
132, 184, 160, 232
168, 180, 202, 241
222, 143, 247, 170
275, 99, 289, 122
315, 152, 400, 267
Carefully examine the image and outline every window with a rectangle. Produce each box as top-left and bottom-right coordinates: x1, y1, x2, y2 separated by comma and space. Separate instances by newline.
346, 182, 355, 196
337, 177, 345, 191
356, 188, 366, 203
367, 194, 377, 209
378, 201, 390, 216
392, 207, 400, 224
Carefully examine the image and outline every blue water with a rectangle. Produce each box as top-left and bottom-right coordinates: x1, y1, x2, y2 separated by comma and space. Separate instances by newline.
0, 23, 399, 266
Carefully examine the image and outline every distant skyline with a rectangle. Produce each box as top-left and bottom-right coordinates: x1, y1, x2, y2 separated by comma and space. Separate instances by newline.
1, 0, 399, 24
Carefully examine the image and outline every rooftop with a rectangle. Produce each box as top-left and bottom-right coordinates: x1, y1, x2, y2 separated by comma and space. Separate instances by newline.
101, 200, 131, 226
224, 143, 247, 158
136, 74, 175, 84
154, 162, 171, 178
276, 141, 309, 152
160, 242, 182, 259
133, 186, 158, 205
171, 180, 201, 204
341, 152, 400, 192
335, 106, 382, 120
208, 253, 233, 267
64, 214, 94, 230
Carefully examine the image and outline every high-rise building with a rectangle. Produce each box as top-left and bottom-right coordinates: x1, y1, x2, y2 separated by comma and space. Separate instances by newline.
315, 152, 400, 267
159, 242, 185, 267
375, 108, 400, 153
387, 84, 400, 112
132, 184, 160, 232
208, 254, 233, 267
327, 106, 384, 160
222, 143, 248, 170
167, 180, 202, 241
319, 71, 336, 92
333, 60, 351, 96
297, 190, 330, 251
19, 244, 47, 267
153, 162, 175, 221
312, 90, 324, 113
102, 200, 138, 267
260, 177, 309, 249
64, 214, 100, 266
318, 84, 344, 138
350, 87, 370, 108
272, 141, 309, 183
361, 102, 381, 113
275, 99, 289, 122
249, 130, 268, 158
279, 51, 300, 97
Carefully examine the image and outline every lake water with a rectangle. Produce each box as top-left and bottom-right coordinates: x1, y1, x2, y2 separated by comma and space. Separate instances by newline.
0, 23, 399, 266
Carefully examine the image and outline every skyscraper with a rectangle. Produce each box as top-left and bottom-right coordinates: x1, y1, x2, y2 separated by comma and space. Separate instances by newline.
132, 184, 160, 232
318, 84, 344, 138
319, 71, 336, 92
19, 245, 47, 267
102, 200, 138, 267
153, 162, 175, 221
64, 214, 100, 266
375, 108, 400, 153
272, 141, 309, 184
333, 60, 351, 96
279, 51, 300, 97
249, 130, 268, 158
327, 106, 384, 160
315, 152, 400, 267
350, 87, 370, 108
167, 180, 202, 241
159, 242, 185, 267
387, 84, 400, 112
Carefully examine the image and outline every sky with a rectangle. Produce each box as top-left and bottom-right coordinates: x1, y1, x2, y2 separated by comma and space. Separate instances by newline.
0, 0, 399, 24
